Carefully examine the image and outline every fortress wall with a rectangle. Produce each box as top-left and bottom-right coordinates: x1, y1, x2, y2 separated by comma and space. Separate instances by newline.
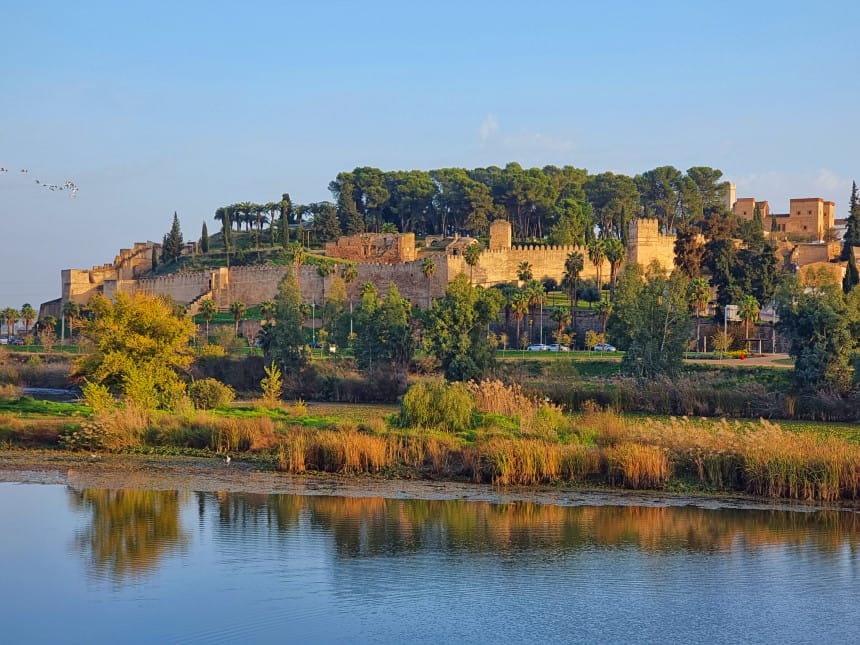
134, 272, 211, 304
453, 245, 607, 287
345, 256, 448, 306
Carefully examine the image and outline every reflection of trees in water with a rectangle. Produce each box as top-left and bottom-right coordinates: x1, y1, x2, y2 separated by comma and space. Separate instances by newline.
70, 489, 187, 582
208, 493, 860, 558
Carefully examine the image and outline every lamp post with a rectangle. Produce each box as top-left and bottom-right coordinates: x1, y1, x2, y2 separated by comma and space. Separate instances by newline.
311, 300, 316, 352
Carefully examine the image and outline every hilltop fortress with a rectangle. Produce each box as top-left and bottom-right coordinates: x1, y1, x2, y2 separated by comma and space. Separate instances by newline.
42, 219, 674, 317
41, 187, 845, 319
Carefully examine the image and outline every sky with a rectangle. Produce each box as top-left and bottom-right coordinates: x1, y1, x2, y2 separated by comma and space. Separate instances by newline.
1, 0, 859, 308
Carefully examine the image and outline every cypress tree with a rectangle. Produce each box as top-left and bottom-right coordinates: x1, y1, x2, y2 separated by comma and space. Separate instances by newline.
168, 212, 183, 262
201, 221, 209, 253
280, 193, 292, 249
842, 181, 860, 259
151, 244, 158, 271
843, 247, 859, 294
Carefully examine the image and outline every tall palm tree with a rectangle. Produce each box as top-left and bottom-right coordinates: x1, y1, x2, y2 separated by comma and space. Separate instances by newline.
563, 251, 584, 338
316, 263, 334, 322
62, 300, 81, 342
550, 306, 571, 336
587, 238, 607, 293
510, 291, 530, 348
688, 277, 710, 352
597, 299, 613, 335
524, 280, 546, 339
199, 298, 217, 339
421, 257, 436, 309
604, 238, 626, 298
2, 307, 18, 338
463, 242, 482, 285
738, 295, 760, 347
229, 301, 246, 337
19, 303, 36, 337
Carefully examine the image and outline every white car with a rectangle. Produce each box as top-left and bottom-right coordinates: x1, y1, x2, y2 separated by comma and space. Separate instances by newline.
592, 343, 617, 352
548, 344, 570, 352
526, 344, 550, 351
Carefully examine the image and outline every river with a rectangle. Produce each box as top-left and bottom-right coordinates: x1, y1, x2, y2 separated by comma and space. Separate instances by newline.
1, 483, 858, 643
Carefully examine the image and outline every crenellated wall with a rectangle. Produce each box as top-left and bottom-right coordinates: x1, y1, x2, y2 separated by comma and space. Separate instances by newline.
49, 219, 678, 313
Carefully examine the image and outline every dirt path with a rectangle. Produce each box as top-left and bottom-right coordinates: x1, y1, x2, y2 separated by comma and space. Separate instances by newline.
685, 352, 792, 368
0, 450, 847, 513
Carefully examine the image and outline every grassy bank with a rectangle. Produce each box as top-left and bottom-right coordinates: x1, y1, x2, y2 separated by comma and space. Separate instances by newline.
2, 385, 860, 504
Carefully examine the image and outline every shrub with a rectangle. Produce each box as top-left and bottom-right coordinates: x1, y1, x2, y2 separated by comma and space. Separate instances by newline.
188, 378, 235, 409
399, 380, 475, 432
198, 344, 226, 358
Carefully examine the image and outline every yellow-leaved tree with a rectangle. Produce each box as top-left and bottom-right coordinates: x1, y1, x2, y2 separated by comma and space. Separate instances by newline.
73, 292, 195, 410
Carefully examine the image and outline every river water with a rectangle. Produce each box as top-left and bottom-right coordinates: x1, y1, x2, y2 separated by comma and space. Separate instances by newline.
1, 483, 858, 644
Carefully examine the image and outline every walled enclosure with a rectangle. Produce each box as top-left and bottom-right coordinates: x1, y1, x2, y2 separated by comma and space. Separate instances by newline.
52, 219, 676, 313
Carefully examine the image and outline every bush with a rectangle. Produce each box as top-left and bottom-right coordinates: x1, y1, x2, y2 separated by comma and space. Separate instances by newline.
188, 378, 235, 409
399, 380, 475, 432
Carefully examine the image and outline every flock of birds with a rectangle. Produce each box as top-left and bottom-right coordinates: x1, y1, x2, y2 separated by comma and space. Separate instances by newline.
0, 166, 78, 197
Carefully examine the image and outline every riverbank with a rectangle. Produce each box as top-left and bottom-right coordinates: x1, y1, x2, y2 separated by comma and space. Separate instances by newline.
1, 450, 855, 513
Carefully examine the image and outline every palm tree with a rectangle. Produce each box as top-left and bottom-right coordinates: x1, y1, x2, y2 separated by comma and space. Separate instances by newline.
604, 238, 626, 298
19, 303, 36, 337
510, 291, 530, 347
421, 257, 436, 309
288, 241, 306, 268
62, 300, 81, 343
550, 306, 571, 335
260, 300, 277, 325
199, 298, 217, 339
229, 301, 246, 337
316, 263, 334, 322
587, 238, 607, 293
597, 299, 613, 335
738, 295, 760, 347
563, 251, 584, 333
463, 242, 482, 285
517, 261, 533, 283
524, 280, 546, 341
688, 277, 710, 352
2, 307, 18, 338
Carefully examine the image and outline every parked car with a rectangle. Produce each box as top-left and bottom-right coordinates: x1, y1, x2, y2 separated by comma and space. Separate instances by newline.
0, 337, 7, 345
526, 344, 550, 351
592, 343, 617, 352
548, 344, 570, 352
9, 337, 24, 345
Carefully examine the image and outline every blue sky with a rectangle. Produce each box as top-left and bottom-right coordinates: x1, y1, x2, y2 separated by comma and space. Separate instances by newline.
1, 1, 858, 307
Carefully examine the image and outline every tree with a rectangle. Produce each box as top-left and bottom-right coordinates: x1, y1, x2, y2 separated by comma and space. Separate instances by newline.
517, 261, 534, 283
463, 242, 482, 285
842, 181, 860, 259
608, 263, 692, 378
62, 300, 81, 342
161, 212, 183, 264
19, 303, 36, 337
229, 301, 246, 337
201, 221, 209, 253
260, 269, 307, 372
509, 290, 530, 348
775, 271, 856, 392
604, 237, 626, 298
2, 307, 17, 338
260, 300, 277, 325
737, 294, 760, 345
198, 298, 216, 339
353, 284, 415, 391
421, 257, 436, 309
673, 223, 704, 278
151, 245, 158, 271
587, 238, 607, 293
688, 277, 710, 351
423, 274, 504, 381
563, 251, 584, 334
72, 292, 195, 409
843, 247, 859, 294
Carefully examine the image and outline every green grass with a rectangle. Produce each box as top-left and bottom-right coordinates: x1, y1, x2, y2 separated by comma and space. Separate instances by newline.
0, 397, 90, 417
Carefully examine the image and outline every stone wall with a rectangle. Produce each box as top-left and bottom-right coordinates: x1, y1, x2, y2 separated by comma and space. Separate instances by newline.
625, 218, 677, 269
325, 232, 417, 263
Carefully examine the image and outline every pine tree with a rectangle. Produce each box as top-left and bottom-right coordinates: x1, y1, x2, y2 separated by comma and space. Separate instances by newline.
201, 221, 209, 253
842, 181, 860, 260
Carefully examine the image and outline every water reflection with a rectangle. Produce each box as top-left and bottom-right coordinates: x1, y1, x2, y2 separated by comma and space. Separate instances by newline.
202, 492, 860, 556
69, 489, 188, 582
70, 487, 859, 583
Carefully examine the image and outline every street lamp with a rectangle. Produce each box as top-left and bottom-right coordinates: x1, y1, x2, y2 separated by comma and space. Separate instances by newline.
311, 300, 316, 351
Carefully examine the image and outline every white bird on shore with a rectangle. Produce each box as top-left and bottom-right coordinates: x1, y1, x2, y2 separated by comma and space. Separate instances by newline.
225, 455, 231, 465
